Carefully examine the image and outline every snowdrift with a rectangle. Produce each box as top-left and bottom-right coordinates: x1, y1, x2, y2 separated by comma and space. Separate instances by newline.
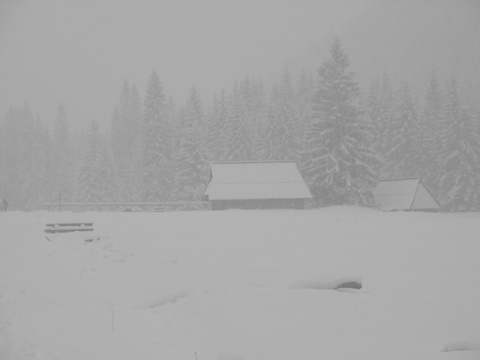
1, 207, 479, 360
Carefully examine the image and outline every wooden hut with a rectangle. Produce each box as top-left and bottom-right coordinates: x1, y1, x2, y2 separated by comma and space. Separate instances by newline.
204, 161, 312, 209
374, 178, 440, 211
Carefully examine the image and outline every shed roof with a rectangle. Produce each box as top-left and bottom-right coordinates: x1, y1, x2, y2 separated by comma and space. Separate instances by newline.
374, 178, 440, 211
204, 161, 312, 200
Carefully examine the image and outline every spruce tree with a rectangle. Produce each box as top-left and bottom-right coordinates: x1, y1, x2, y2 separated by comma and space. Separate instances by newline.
77, 120, 102, 203
260, 70, 300, 162
36, 119, 53, 207
98, 139, 118, 202
126, 84, 144, 201
4, 105, 51, 210
249, 78, 268, 160
111, 82, 142, 202
110, 105, 122, 165
16, 105, 36, 210
377, 74, 395, 176
30, 117, 50, 209
438, 79, 480, 211
52, 104, 75, 202
365, 75, 394, 177
206, 91, 228, 161
366, 78, 383, 154
296, 68, 315, 155
224, 82, 254, 161
0, 114, 4, 198
258, 97, 277, 161
176, 87, 209, 200
423, 71, 443, 192
384, 82, 421, 178
303, 38, 378, 206
111, 82, 142, 164
272, 68, 300, 161
141, 72, 173, 202
2, 108, 22, 208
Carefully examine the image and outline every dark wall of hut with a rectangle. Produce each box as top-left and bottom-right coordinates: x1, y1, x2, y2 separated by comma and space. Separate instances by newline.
211, 199, 305, 210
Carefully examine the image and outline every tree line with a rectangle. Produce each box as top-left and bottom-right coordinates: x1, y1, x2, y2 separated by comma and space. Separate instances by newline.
1, 38, 479, 211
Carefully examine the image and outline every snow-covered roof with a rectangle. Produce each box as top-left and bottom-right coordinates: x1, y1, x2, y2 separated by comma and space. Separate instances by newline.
204, 161, 312, 200
374, 178, 440, 211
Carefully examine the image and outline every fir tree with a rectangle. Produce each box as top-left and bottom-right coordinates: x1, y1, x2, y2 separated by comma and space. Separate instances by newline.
260, 70, 300, 162
0, 123, 3, 196
16, 105, 36, 210
206, 91, 228, 161
422, 71, 443, 192
303, 38, 378, 206
384, 82, 421, 178
30, 116, 51, 209
377, 74, 395, 176
271, 68, 300, 161
438, 79, 480, 211
249, 78, 268, 160
1, 107, 22, 208
111, 82, 142, 163
111, 82, 142, 201
141, 72, 173, 202
366, 78, 383, 154
37, 119, 53, 207
110, 106, 122, 164
77, 120, 103, 203
176, 87, 209, 200
224, 82, 254, 161
98, 139, 118, 202
0, 115, 4, 198
296, 68, 315, 155
52, 104, 75, 202
258, 98, 277, 161
3, 105, 51, 210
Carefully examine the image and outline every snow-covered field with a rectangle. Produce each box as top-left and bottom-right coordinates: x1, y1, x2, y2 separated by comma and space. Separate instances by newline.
1, 207, 479, 360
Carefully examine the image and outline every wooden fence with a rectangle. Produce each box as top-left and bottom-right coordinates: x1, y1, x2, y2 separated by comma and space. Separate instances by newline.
44, 201, 212, 212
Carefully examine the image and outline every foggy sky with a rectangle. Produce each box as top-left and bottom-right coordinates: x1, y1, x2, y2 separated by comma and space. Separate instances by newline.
1, 0, 478, 131
0, 0, 370, 130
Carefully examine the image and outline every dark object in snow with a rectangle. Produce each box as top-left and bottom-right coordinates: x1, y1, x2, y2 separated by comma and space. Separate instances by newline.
2, 198, 8, 211
288, 277, 363, 291
334, 281, 362, 290
442, 341, 480, 352
45, 222, 94, 234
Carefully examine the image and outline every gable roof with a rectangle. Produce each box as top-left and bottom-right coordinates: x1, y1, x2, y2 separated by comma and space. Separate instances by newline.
374, 178, 440, 211
204, 161, 312, 200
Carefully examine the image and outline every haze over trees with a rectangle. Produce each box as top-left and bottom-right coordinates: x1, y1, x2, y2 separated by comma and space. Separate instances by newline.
1, 38, 479, 211
175, 86, 209, 200
141, 72, 173, 202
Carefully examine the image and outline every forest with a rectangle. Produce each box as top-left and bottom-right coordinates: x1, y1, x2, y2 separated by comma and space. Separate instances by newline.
1, 38, 479, 211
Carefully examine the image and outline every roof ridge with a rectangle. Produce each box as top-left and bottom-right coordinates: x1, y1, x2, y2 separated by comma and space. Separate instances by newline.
379, 177, 421, 182
210, 161, 297, 164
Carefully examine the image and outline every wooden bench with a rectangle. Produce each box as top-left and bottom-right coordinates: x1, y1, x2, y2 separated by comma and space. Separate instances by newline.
45, 222, 94, 234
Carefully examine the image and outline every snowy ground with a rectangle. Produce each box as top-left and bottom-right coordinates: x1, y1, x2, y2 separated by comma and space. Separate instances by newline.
1, 206, 479, 360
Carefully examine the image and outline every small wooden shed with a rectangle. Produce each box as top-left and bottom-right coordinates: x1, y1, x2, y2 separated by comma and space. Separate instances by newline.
374, 178, 441, 211
204, 161, 312, 209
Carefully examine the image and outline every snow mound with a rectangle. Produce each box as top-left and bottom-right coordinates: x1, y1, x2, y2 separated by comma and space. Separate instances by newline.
287, 275, 363, 291
443, 341, 480, 352
137, 289, 192, 309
